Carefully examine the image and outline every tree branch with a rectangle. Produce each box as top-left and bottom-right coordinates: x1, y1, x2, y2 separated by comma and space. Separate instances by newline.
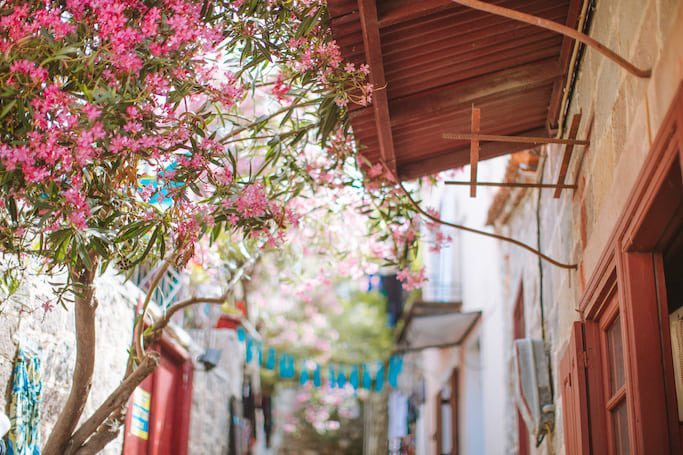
72, 414, 126, 455
133, 260, 171, 360
380, 161, 578, 270
65, 353, 160, 455
44, 264, 99, 455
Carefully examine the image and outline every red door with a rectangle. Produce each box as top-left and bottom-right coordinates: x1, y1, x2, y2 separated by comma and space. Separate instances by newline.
124, 338, 193, 455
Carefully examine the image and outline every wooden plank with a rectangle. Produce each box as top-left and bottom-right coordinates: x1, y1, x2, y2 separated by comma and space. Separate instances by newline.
445, 181, 576, 190
358, 0, 397, 172
378, 0, 453, 28
443, 132, 589, 146
389, 59, 563, 127
397, 127, 548, 181
554, 113, 582, 198
470, 107, 480, 197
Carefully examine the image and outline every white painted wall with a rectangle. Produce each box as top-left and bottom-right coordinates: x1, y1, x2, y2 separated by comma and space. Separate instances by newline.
416, 158, 509, 455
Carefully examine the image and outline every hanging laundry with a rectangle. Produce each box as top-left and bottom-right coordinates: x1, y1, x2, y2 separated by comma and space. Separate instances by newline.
328, 365, 336, 388
266, 347, 276, 370
337, 366, 347, 388
362, 364, 372, 390
349, 365, 360, 390
299, 365, 309, 385
257, 343, 263, 366
236, 327, 246, 342
313, 364, 321, 387
388, 391, 408, 439
245, 338, 254, 364
374, 362, 385, 392
7, 348, 42, 455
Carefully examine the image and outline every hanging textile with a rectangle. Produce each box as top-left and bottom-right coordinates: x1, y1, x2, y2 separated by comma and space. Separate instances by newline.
374, 363, 385, 392
387, 391, 408, 439
298, 365, 309, 385
265, 347, 276, 370
336, 366, 347, 388
313, 365, 321, 387
362, 364, 372, 390
349, 365, 360, 390
7, 348, 42, 455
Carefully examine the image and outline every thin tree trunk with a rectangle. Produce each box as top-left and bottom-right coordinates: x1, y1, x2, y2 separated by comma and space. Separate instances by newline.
65, 353, 159, 454
44, 264, 99, 455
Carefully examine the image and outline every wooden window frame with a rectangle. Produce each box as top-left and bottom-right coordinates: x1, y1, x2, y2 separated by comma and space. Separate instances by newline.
575, 80, 683, 454
513, 283, 530, 455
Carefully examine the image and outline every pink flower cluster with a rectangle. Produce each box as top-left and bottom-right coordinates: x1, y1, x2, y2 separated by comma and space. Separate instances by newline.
397, 267, 427, 291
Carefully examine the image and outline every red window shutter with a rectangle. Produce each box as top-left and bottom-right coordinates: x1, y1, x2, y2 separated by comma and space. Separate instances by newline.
560, 321, 591, 455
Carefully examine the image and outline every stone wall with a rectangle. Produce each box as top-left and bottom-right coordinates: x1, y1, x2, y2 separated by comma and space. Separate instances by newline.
0, 267, 141, 455
492, 1, 683, 454
187, 328, 245, 455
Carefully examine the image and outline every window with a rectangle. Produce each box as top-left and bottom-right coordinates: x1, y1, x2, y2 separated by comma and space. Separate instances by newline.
599, 298, 630, 455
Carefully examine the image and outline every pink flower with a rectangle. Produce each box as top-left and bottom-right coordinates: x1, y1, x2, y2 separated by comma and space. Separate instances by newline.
235, 183, 268, 218
397, 267, 427, 291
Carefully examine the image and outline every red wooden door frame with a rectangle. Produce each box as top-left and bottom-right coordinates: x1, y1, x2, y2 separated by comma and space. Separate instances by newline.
577, 80, 683, 454
123, 335, 193, 455
512, 283, 530, 455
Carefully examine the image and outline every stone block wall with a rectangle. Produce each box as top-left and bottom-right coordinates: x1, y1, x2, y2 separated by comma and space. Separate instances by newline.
0, 267, 140, 455
491, 1, 683, 454
187, 328, 245, 455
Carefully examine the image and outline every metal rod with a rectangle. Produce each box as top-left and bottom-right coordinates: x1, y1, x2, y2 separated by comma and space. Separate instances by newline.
445, 181, 577, 189
450, 0, 651, 78
442, 132, 590, 145
379, 161, 578, 270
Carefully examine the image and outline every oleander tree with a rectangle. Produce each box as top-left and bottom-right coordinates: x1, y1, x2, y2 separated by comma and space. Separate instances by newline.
0, 0, 439, 453
0, 0, 374, 453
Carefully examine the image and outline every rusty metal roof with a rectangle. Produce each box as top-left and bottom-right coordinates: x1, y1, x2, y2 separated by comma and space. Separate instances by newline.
328, 0, 581, 180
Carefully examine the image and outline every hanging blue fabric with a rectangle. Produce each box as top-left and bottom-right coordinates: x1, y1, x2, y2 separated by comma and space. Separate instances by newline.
337, 366, 347, 388
236, 327, 246, 342
388, 356, 400, 388
328, 365, 337, 388
7, 348, 42, 455
278, 353, 287, 378
257, 343, 263, 366
374, 362, 385, 392
245, 338, 253, 364
287, 355, 296, 379
349, 365, 360, 390
299, 363, 309, 385
362, 364, 372, 390
266, 347, 276, 370
313, 364, 322, 387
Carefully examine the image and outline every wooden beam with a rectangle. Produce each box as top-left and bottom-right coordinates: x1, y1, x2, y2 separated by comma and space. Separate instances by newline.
446, 181, 576, 190
554, 113, 582, 198
470, 107, 480, 197
358, 0, 397, 172
398, 127, 547, 180
378, 0, 454, 28
390, 59, 563, 127
443, 132, 589, 146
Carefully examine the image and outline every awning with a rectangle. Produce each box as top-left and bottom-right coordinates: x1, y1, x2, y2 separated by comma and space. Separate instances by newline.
327, 0, 581, 180
396, 302, 481, 352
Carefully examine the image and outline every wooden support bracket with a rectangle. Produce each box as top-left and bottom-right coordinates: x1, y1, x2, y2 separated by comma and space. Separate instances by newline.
554, 113, 582, 198
470, 107, 480, 197
445, 107, 587, 197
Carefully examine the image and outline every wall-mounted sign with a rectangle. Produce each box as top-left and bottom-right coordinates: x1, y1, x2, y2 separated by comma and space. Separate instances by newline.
130, 387, 151, 440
